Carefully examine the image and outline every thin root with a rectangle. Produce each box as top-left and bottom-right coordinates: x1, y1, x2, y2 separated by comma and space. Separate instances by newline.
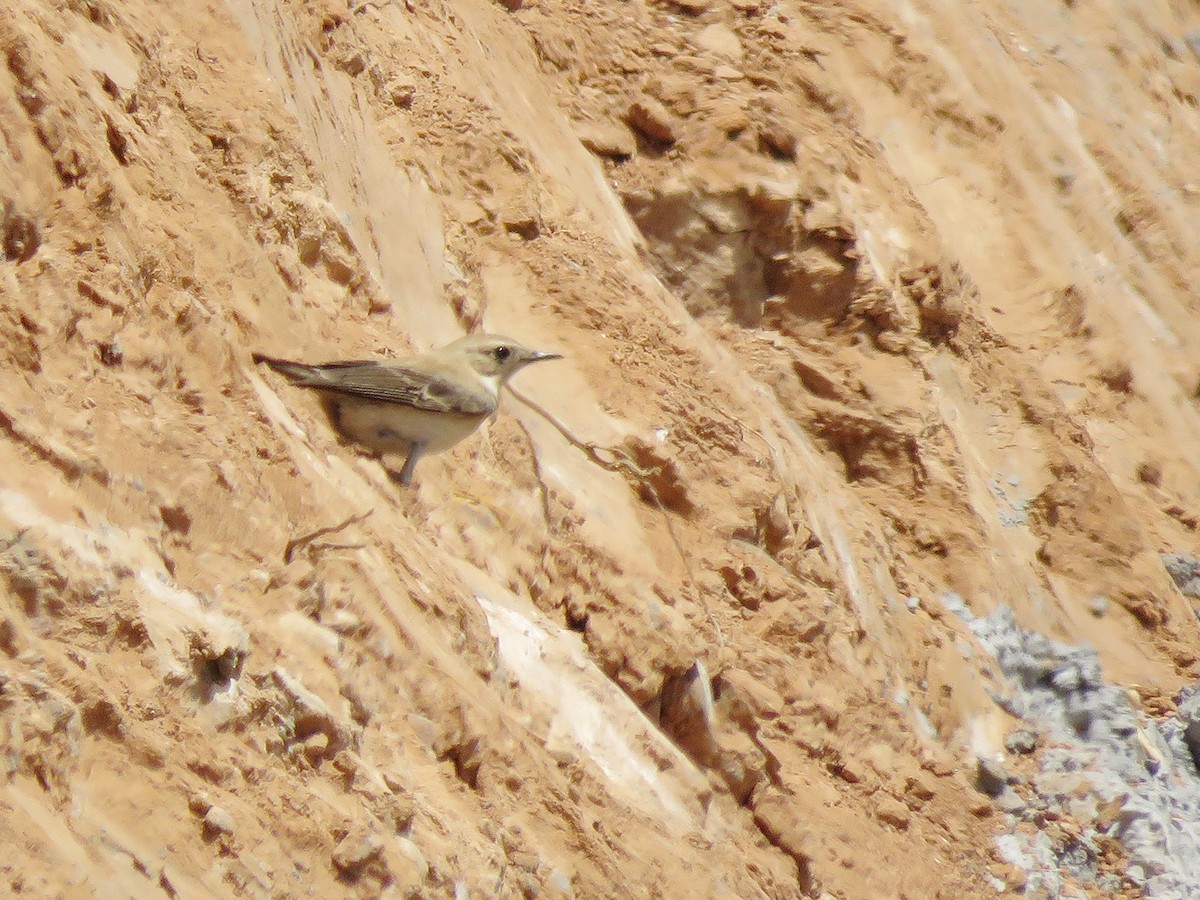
509, 388, 725, 647
284, 509, 374, 563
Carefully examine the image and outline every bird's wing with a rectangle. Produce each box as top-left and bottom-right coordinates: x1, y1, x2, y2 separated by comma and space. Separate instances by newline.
308, 361, 495, 416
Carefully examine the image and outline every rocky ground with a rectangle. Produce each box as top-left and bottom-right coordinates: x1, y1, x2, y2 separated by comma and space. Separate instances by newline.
3, 0, 1200, 897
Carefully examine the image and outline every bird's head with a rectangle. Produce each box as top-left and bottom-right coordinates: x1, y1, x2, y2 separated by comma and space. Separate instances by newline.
452, 333, 563, 382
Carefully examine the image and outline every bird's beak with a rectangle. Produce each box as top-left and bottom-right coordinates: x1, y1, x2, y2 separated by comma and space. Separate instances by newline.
526, 350, 563, 363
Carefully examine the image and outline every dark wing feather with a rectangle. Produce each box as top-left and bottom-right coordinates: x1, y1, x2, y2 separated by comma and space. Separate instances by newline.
311, 359, 381, 370
308, 361, 494, 416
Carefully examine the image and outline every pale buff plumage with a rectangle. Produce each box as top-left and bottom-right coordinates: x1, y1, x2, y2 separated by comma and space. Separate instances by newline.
254, 333, 561, 485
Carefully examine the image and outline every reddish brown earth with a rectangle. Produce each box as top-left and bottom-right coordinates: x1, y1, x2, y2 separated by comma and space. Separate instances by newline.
3, 0, 1200, 897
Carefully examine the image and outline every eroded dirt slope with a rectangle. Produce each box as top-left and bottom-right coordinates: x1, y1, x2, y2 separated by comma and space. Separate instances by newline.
3, 0, 1200, 897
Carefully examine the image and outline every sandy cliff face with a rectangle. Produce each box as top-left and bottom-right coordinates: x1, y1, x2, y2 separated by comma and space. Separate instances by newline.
3, 0, 1200, 897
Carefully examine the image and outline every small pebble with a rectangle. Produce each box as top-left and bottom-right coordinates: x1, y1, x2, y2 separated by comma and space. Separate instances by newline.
626, 99, 680, 144
203, 805, 235, 837
332, 831, 384, 876
578, 121, 635, 159
975, 756, 1010, 796
1005, 729, 1038, 755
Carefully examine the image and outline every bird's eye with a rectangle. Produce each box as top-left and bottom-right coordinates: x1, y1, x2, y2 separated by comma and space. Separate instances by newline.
493, 346, 512, 362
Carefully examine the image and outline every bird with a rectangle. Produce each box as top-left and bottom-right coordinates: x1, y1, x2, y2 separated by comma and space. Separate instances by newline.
253, 333, 561, 486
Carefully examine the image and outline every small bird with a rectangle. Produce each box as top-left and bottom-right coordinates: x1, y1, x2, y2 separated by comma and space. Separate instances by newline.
253, 333, 561, 486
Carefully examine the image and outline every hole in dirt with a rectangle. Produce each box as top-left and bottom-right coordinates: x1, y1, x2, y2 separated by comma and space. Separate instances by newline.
446, 736, 483, 789
564, 605, 588, 632
625, 181, 861, 330
621, 437, 694, 516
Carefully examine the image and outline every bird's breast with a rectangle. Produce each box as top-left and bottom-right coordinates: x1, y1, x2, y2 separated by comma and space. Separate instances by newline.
334, 401, 487, 454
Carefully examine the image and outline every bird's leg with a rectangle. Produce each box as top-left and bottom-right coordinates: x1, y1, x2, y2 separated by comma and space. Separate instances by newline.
392, 442, 426, 487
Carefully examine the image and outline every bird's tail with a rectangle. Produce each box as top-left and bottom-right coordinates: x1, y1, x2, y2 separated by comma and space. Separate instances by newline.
252, 353, 325, 386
